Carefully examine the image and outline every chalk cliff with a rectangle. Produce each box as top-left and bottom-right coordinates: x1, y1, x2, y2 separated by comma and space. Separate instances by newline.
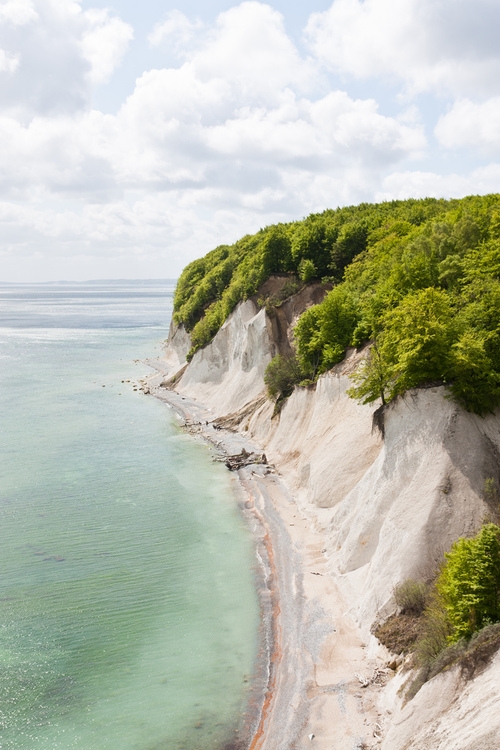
158, 288, 500, 750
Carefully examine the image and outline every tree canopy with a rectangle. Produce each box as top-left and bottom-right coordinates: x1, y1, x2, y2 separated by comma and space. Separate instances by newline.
437, 524, 500, 641
174, 193, 500, 414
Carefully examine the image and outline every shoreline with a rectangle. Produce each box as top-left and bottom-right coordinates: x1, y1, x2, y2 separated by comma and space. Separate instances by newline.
145, 367, 388, 750
147, 383, 283, 749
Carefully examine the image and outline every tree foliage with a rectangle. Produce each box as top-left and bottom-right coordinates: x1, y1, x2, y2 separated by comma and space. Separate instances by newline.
437, 524, 500, 642
298, 258, 317, 282
264, 355, 302, 400
295, 286, 358, 376
347, 344, 390, 405
174, 193, 500, 413
377, 287, 455, 400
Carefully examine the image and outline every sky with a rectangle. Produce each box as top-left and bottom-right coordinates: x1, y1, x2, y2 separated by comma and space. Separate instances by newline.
1, 0, 500, 281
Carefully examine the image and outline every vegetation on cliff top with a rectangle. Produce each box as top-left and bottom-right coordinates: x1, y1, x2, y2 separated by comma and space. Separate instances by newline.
174, 193, 500, 415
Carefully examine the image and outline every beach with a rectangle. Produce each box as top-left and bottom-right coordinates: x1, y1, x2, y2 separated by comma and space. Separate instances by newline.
147, 375, 388, 750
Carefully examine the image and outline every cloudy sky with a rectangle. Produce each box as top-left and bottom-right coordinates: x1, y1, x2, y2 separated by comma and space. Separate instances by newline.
1, 0, 500, 281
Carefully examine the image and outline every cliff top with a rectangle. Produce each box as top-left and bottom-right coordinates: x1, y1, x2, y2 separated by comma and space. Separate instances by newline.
173, 193, 500, 415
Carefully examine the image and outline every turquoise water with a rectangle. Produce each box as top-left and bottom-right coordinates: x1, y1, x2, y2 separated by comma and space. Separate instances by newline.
0, 282, 259, 750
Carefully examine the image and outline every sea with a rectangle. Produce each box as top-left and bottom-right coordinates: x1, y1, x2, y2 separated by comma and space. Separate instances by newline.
0, 281, 260, 750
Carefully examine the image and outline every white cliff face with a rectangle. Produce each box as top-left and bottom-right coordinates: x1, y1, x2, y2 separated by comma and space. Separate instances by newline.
326, 386, 496, 628
241, 368, 495, 631
245, 355, 384, 512
162, 281, 328, 415
162, 302, 497, 620
171, 299, 276, 415
160, 295, 500, 750
382, 648, 500, 750
162, 318, 192, 374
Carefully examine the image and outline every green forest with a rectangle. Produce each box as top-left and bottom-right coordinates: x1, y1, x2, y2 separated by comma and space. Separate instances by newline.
173, 193, 500, 415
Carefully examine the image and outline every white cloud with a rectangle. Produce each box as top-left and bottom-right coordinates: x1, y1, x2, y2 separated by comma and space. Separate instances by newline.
0, 1, 133, 117
377, 163, 500, 202
306, 0, 500, 98
306, 0, 416, 79
148, 10, 203, 55
81, 9, 133, 85
0, 48, 18, 73
0, 0, 38, 26
0, 2, 88, 115
0, 0, 499, 281
108, 3, 424, 197
435, 98, 500, 153
203, 92, 425, 166
192, 2, 313, 100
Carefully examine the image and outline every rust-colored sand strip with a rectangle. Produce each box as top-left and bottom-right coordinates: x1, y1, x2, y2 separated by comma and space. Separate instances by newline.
248, 508, 282, 750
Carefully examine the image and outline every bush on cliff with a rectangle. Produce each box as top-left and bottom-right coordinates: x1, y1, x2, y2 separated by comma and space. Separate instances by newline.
394, 579, 429, 616
437, 524, 500, 642
412, 525, 500, 658
264, 354, 302, 401
378, 525, 500, 701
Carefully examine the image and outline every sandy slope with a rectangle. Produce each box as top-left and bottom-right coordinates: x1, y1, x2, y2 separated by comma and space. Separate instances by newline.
145, 293, 500, 749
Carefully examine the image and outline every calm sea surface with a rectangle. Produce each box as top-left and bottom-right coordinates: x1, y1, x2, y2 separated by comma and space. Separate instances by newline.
0, 282, 259, 750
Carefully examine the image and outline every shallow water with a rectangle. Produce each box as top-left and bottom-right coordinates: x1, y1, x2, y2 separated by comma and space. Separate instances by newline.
0, 282, 259, 750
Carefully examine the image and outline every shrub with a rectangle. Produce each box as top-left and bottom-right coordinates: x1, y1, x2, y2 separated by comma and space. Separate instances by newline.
298, 258, 317, 282
374, 580, 430, 658
376, 287, 456, 399
456, 622, 500, 679
262, 226, 293, 276
394, 579, 428, 616
436, 523, 500, 642
390, 526, 500, 702
406, 622, 500, 702
264, 355, 302, 400
414, 599, 450, 665
330, 220, 368, 277
294, 286, 359, 376
403, 600, 451, 702
449, 330, 500, 415
347, 344, 391, 405
484, 477, 499, 508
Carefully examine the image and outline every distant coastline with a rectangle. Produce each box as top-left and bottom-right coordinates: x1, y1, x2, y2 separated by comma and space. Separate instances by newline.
0, 278, 177, 286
